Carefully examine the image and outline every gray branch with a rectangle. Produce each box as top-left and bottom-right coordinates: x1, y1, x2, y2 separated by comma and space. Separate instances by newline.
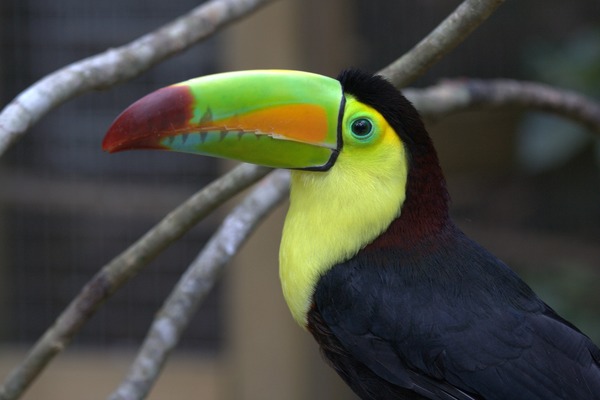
405, 78, 600, 134
379, 0, 505, 88
108, 169, 290, 400
0, 0, 276, 157
0, 164, 271, 400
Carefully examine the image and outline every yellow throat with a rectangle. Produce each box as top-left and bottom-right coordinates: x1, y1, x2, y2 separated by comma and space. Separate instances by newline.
279, 99, 408, 326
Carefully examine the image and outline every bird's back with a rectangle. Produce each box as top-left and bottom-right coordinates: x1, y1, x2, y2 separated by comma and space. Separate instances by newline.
309, 222, 600, 400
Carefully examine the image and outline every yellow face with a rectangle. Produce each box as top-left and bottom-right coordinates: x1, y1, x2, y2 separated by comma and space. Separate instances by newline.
280, 96, 409, 326
103, 69, 410, 327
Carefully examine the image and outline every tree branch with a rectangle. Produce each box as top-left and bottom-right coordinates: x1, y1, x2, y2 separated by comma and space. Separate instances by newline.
0, 164, 271, 400
0, 0, 276, 157
108, 170, 290, 400
378, 0, 505, 88
404, 78, 600, 134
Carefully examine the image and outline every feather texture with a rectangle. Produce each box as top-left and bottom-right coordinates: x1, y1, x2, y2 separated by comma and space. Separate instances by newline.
304, 70, 600, 399
310, 224, 600, 399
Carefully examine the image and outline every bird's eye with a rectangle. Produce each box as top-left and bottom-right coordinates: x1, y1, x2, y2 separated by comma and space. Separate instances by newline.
350, 118, 373, 139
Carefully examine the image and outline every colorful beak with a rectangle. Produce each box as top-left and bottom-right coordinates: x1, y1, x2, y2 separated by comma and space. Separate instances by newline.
103, 70, 344, 170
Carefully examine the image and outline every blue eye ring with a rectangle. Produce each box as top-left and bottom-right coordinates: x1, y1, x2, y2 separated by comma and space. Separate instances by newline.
350, 118, 374, 139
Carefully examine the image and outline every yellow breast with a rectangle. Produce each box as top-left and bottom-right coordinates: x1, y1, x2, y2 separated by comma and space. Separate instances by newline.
279, 113, 408, 326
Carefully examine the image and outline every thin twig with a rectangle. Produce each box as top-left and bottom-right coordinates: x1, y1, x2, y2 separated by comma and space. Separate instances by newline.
0, 0, 276, 157
378, 0, 505, 88
0, 164, 271, 400
404, 78, 600, 134
108, 170, 290, 400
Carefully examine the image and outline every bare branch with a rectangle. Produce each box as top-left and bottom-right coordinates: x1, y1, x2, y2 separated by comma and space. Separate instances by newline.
0, 164, 271, 400
404, 78, 600, 134
0, 0, 276, 157
108, 170, 290, 400
378, 0, 505, 88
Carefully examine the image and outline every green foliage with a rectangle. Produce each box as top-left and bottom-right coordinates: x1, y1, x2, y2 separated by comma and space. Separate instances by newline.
524, 29, 600, 94
520, 262, 600, 344
518, 29, 600, 173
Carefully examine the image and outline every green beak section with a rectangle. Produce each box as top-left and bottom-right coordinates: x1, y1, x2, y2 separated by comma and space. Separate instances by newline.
103, 70, 344, 170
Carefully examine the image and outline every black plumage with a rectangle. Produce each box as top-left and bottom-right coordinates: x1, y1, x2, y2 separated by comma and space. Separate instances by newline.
307, 70, 600, 400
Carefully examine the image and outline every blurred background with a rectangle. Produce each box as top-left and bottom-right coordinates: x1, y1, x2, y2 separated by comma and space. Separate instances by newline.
0, 0, 599, 398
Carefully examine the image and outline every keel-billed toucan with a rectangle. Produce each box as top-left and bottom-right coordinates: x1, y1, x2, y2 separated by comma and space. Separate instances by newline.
103, 70, 600, 400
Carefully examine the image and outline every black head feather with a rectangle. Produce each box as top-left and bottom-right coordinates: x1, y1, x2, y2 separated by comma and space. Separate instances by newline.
337, 69, 428, 152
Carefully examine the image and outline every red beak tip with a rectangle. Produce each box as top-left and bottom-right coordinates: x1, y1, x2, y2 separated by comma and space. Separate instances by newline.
102, 124, 126, 153
102, 142, 119, 153
102, 85, 195, 154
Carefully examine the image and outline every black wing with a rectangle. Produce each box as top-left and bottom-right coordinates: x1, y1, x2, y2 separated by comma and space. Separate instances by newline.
312, 230, 600, 400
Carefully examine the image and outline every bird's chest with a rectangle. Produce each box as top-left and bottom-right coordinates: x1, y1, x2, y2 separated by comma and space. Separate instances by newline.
310, 248, 477, 340
279, 170, 404, 327
279, 208, 372, 327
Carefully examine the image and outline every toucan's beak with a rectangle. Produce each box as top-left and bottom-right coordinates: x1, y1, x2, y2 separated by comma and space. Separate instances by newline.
103, 70, 343, 170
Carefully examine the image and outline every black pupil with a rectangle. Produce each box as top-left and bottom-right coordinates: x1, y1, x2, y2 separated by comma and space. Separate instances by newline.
352, 119, 372, 137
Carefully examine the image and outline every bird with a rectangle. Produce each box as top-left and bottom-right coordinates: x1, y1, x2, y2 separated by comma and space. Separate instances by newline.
103, 69, 600, 400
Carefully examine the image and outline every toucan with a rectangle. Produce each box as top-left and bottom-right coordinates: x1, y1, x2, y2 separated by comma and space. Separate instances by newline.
103, 70, 600, 400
